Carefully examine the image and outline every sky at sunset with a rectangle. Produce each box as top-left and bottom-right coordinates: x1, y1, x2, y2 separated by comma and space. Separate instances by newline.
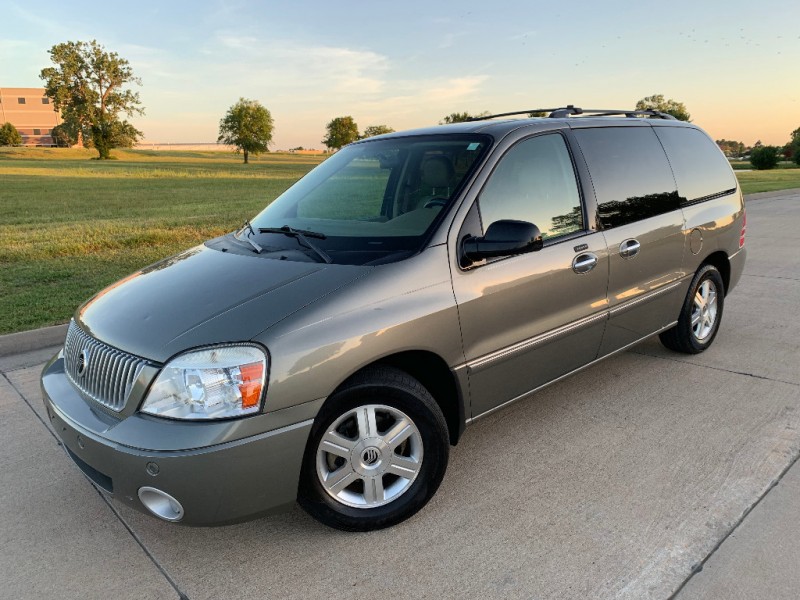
2, 0, 798, 149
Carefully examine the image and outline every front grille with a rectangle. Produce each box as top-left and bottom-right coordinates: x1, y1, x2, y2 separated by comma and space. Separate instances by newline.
63, 321, 148, 412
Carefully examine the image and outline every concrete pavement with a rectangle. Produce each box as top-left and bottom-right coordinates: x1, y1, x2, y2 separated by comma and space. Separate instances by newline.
1, 190, 798, 599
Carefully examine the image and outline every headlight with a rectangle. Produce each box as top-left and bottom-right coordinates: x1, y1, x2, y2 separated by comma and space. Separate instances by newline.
141, 345, 267, 420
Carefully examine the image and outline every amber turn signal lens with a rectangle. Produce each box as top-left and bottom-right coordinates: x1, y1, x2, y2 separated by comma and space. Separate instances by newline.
238, 362, 265, 408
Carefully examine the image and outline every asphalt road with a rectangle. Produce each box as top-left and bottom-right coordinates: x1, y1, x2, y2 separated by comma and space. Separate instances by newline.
1, 190, 798, 599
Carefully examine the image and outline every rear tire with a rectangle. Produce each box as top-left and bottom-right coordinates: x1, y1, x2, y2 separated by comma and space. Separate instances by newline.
659, 264, 725, 354
298, 366, 449, 531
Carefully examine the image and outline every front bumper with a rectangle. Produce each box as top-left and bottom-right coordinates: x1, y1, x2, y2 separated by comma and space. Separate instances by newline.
41, 353, 317, 525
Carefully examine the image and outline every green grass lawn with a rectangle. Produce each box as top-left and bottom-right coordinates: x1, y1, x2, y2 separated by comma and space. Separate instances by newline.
1, 147, 798, 334
736, 169, 800, 194
0, 148, 326, 334
730, 160, 799, 171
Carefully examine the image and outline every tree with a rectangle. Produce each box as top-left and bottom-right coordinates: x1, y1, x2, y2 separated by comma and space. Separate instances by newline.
635, 94, 691, 121
749, 145, 780, 170
790, 126, 800, 166
528, 111, 547, 118
94, 119, 140, 156
50, 123, 76, 147
218, 98, 275, 164
0, 122, 23, 146
716, 139, 746, 158
361, 124, 395, 139
322, 116, 359, 150
40, 40, 143, 159
440, 111, 489, 124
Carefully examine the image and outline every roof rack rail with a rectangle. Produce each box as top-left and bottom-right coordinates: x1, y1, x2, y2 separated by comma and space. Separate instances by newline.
466, 106, 677, 121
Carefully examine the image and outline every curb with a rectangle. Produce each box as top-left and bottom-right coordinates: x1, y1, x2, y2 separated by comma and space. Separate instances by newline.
0, 323, 68, 357
745, 188, 800, 201
0, 189, 797, 357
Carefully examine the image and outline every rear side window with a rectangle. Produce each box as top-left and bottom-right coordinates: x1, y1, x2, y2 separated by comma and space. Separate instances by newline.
654, 127, 737, 204
574, 127, 679, 229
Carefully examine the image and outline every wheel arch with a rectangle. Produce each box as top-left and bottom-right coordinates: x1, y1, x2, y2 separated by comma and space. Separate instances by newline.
333, 350, 466, 446
700, 250, 731, 295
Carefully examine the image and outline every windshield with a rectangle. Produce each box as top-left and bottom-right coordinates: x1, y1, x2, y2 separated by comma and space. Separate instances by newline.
246, 134, 491, 265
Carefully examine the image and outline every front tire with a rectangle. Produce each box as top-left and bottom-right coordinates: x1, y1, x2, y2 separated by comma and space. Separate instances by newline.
660, 264, 725, 354
298, 366, 449, 531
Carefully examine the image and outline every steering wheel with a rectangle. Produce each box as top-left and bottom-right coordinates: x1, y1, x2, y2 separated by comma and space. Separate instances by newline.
423, 197, 448, 209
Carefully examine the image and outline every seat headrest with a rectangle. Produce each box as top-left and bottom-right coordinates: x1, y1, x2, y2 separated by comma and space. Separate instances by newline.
421, 156, 454, 188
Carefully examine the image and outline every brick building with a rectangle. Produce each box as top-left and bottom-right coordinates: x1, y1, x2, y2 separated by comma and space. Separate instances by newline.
0, 87, 61, 146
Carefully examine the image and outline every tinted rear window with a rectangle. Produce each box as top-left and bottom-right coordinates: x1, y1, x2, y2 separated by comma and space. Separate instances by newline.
654, 126, 737, 204
573, 127, 679, 229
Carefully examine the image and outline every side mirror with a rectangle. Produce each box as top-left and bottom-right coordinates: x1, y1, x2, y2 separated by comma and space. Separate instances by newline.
462, 219, 543, 263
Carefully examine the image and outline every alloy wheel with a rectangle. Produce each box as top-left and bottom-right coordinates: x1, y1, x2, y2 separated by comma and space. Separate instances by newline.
315, 404, 423, 509
691, 279, 718, 341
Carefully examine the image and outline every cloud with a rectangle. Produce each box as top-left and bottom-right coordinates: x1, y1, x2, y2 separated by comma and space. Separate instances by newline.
424, 75, 488, 103
132, 29, 491, 144
216, 34, 260, 50
0, 39, 34, 51
276, 44, 388, 95
207, 31, 389, 98
439, 32, 469, 49
6, 2, 63, 34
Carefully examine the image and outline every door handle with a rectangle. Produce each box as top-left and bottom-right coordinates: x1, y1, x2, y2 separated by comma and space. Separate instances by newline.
619, 239, 641, 259
572, 252, 598, 274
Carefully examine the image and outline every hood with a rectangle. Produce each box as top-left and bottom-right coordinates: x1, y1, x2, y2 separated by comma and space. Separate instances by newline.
76, 244, 369, 362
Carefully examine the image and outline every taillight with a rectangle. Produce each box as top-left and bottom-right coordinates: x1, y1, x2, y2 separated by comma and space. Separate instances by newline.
739, 209, 746, 248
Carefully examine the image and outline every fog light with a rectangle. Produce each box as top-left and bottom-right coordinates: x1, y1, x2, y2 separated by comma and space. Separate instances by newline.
138, 486, 184, 522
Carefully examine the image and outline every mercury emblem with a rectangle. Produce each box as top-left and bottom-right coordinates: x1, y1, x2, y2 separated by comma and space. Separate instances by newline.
77, 349, 90, 377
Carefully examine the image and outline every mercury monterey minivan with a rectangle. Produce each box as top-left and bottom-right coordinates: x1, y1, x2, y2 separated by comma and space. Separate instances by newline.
41, 107, 746, 530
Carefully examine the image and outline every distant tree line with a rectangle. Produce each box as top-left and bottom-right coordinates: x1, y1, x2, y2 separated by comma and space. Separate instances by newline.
15, 55, 800, 172
723, 129, 800, 170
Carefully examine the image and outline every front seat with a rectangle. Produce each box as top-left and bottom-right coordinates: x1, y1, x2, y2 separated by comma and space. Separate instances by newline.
416, 155, 455, 209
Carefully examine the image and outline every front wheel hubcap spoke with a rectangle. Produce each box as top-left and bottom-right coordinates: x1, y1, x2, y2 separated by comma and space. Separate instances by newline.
325, 468, 359, 494
387, 454, 420, 479
356, 406, 378, 438
363, 477, 385, 504
320, 431, 356, 458
382, 417, 413, 449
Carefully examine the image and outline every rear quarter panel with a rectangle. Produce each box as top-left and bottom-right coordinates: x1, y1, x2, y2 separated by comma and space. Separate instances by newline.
681, 189, 745, 291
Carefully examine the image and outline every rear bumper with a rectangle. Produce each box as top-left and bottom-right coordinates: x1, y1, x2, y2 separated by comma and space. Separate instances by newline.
728, 246, 746, 294
41, 354, 314, 525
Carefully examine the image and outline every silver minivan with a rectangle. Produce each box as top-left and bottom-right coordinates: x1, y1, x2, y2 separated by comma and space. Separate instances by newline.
41, 107, 746, 530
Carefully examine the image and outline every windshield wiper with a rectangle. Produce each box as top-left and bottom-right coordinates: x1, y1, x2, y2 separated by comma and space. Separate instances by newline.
258, 226, 326, 239
258, 226, 332, 264
239, 220, 263, 253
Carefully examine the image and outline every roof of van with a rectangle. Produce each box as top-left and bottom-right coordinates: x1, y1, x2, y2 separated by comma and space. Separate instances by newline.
364, 114, 698, 142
